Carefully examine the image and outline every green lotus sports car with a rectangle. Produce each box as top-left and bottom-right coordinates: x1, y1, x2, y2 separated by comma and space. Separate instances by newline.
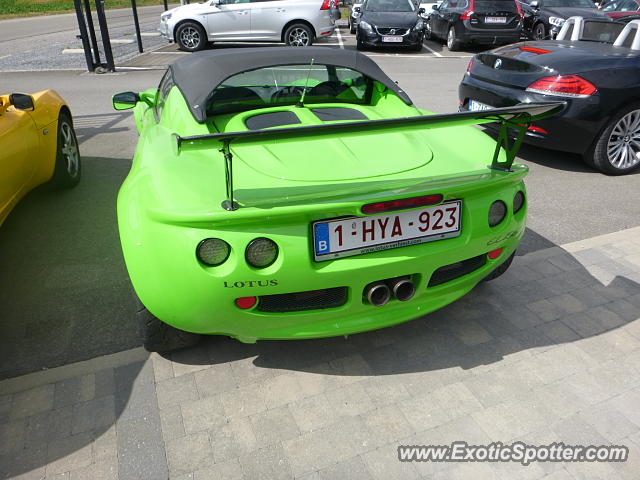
113, 47, 561, 352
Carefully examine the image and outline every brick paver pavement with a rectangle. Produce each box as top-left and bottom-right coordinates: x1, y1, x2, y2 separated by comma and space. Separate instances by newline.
1, 227, 640, 479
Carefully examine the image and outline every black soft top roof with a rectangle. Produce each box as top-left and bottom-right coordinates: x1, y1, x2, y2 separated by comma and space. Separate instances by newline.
169, 47, 413, 123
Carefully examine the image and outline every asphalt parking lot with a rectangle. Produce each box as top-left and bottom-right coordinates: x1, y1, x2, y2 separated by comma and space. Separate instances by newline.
1, 18, 640, 480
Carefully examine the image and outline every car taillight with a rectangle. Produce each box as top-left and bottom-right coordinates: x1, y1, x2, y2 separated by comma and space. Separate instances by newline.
320, 0, 331, 10
466, 57, 474, 74
515, 1, 524, 20
460, 0, 475, 19
361, 194, 443, 214
526, 75, 597, 98
519, 46, 550, 55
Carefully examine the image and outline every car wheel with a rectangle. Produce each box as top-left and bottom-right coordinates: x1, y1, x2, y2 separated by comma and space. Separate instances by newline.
447, 26, 461, 51
50, 111, 81, 189
349, 19, 356, 34
412, 41, 423, 52
136, 298, 201, 352
586, 104, 640, 175
356, 35, 366, 50
482, 252, 515, 282
532, 22, 547, 40
176, 21, 207, 52
285, 23, 314, 46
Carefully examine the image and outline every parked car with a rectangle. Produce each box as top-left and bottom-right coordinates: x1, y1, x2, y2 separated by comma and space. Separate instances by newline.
349, 1, 363, 32
159, 0, 336, 51
600, 0, 640, 18
0, 91, 80, 226
519, 0, 610, 39
112, 46, 559, 351
426, 0, 523, 51
459, 17, 640, 174
355, 0, 426, 50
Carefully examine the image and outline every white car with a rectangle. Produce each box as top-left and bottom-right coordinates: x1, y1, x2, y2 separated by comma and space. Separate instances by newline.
160, 0, 336, 51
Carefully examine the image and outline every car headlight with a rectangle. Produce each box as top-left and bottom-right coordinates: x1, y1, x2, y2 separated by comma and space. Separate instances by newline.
414, 20, 424, 30
161, 12, 172, 21
549, 16, 565, 27
360, 21, 373, 32
245, 238, 278, 268
197, 238, 231, 266
488, 200, 507, 227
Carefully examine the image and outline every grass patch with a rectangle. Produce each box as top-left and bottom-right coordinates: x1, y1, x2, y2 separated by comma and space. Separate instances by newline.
0, 0, 169, 19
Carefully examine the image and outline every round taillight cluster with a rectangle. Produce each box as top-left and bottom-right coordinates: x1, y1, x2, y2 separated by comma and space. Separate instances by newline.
196, 238, 230, 266
513, 191, 525, 214
488, 200, 507, 227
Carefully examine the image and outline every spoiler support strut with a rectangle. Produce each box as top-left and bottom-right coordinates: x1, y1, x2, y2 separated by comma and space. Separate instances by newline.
490, 120, 527, 172
219, 139, 239, 211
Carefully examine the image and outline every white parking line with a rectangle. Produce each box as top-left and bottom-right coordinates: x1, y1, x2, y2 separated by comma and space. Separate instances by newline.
336, 26, 345, 49
422, 42, 443, 57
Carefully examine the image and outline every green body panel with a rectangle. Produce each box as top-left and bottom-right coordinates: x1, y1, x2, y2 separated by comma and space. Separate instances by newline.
118, 78, 530, 343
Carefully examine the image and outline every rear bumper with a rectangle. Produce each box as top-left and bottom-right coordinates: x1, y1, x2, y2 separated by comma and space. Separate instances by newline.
457, 21, 522, 44
120, 172, 528, 342
458, 73, 606, 154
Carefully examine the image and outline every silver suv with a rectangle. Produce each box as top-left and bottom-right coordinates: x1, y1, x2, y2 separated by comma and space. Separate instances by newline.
160, 0, 337, 51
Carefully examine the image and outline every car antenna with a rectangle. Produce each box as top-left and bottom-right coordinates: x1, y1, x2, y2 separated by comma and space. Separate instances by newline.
297, 58, 315, 108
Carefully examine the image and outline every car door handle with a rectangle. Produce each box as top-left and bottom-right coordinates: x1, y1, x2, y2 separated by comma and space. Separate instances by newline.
276, 8, 286, 13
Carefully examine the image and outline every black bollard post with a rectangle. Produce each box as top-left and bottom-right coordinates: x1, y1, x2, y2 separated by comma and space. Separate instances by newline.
83, 0, 102, 66
131, 0, 144, 53
72, 0, 95, 72
94, 0, 116, 72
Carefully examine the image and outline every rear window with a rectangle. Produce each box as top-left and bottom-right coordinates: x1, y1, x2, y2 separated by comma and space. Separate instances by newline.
474, 0, 519, 12
206, 64, 372, 116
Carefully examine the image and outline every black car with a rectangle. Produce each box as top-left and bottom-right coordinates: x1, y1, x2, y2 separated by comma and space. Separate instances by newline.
458, 18, 640, 174
519, 0, 610, 39
426, 0, 523, 51
355, 0, 426, 51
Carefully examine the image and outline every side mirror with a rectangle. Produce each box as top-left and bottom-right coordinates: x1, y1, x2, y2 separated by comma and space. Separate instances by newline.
418, 7, 426, 13
113, 91, 140, 110
354, 6, 361, 12
9, 93, 34, 111
530, 0, 540, 8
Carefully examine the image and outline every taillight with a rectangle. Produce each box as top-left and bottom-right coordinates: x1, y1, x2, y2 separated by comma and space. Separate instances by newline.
320, 0, 331, 10
466, 57, 474, 74
526, 75, 597, 98
515, 1, 524, 20
362, 194, 443, 214
236, 297, 257, 309
519, 46, 550, 55
527, 125, 548, 135
460, 0, 475, 19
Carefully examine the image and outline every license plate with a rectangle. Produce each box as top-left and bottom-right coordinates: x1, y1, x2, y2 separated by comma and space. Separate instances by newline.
382, 36, 403, 42
312, 201, 462, 261
485, 16, 507, 23
469, 99, 492, 111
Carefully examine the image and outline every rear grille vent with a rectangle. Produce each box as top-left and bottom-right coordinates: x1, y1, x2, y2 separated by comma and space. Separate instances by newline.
257, 287, 348, 313
428, 255, 487, 287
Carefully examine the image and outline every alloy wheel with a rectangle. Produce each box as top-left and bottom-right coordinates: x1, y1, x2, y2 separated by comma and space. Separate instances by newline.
288, 27, 310, 46
606, 109, 640, 170
447, 28, 454, 49
180, 27, 201, 49
60, 122, 79, 178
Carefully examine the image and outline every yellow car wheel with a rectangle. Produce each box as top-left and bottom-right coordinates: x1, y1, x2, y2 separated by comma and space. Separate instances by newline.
50, 112, 81, 189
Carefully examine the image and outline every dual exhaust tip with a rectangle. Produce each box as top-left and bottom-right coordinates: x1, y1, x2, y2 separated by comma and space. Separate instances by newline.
365, 276, 416, 306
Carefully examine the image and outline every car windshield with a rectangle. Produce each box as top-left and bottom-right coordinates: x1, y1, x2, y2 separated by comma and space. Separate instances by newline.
542, 0, 595, 8
364, 0, 416, 12
207, 64, 372, 116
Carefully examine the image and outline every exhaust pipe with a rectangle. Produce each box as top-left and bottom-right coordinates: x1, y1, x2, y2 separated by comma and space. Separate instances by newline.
364, 282, 391, 306
387, 277, 416, 302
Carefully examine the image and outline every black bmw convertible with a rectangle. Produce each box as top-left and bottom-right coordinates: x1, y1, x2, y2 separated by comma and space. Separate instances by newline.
459, 17, 640, 174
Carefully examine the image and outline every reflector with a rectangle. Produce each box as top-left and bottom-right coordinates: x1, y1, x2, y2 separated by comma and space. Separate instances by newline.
362, 194, 443, 215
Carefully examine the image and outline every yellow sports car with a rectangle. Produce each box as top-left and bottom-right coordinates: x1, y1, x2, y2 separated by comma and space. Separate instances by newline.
0, 90, 80, 226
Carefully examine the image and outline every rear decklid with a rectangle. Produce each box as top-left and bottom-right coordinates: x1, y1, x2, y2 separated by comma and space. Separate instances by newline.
469, 40, 626, 88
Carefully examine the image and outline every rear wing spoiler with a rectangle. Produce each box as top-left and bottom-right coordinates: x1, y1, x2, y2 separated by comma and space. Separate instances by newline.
174, 102, 564, 211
